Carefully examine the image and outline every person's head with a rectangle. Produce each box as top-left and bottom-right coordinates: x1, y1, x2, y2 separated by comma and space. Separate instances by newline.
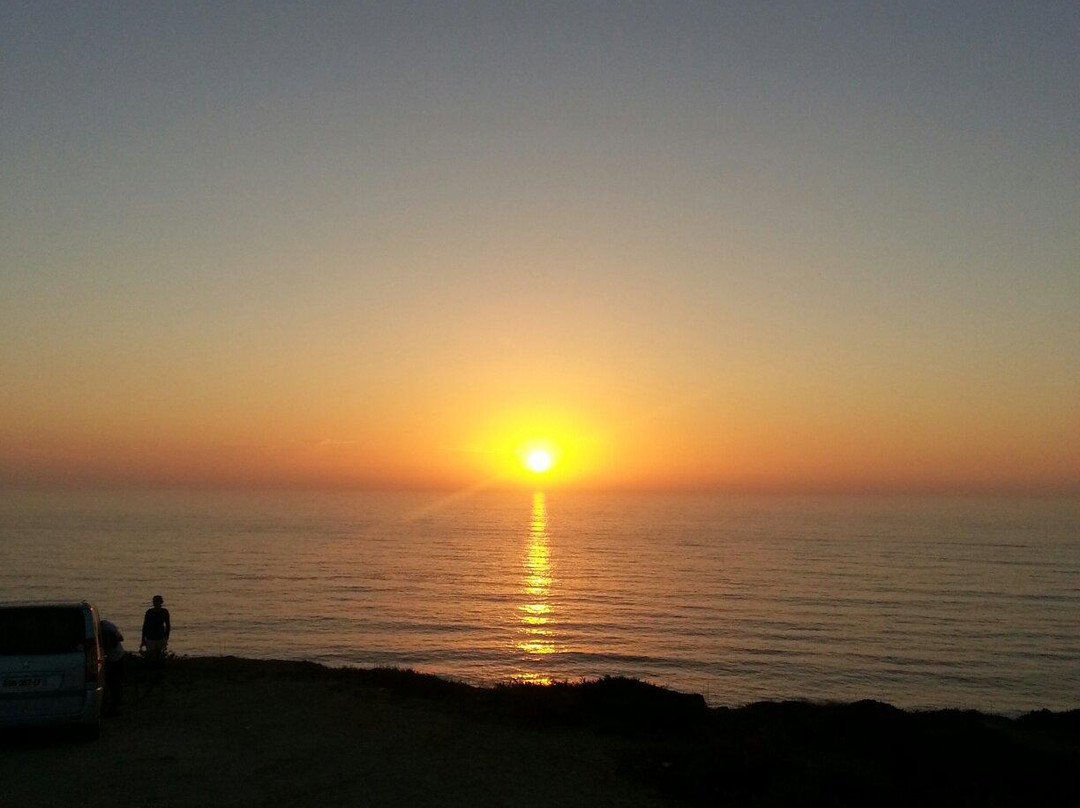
152, 595, 164, 607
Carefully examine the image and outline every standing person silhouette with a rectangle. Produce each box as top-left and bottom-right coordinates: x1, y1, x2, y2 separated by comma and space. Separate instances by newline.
140, 595, 171, 668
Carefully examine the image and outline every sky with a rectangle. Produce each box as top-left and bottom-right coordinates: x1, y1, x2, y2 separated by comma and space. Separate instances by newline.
2, 1, 1078, 492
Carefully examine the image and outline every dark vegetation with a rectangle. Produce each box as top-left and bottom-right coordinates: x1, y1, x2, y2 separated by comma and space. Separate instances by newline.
627, 700, 1079, 807
175, 656, 1078, 807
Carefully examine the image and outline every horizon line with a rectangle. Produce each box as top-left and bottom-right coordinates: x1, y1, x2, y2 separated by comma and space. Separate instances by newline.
3, 479, 1078, 499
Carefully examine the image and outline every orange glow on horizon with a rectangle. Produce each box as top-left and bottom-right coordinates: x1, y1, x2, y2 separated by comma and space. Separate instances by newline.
2, 374, 1077, 494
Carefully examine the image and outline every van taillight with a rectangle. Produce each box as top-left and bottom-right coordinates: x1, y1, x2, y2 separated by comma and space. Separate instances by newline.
85, 639, 101, 683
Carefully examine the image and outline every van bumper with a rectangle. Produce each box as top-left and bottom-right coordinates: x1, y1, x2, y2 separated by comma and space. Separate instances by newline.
0, 684, 103, 728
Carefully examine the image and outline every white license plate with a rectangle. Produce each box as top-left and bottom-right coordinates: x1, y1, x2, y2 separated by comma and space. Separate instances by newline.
1, 674, 56, 692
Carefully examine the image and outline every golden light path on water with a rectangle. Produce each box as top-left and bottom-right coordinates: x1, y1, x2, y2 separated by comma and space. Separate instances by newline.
516, 491, 556, 683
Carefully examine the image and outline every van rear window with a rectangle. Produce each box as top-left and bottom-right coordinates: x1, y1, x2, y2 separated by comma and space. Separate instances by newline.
0, 607, 87, 655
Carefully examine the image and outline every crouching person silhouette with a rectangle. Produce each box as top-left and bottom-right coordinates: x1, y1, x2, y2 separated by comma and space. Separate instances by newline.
100, 618, 125, 715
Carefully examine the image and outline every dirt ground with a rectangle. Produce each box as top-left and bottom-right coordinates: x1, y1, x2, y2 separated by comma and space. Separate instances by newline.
4, 657, 1078, 808
0, 658, 675, 808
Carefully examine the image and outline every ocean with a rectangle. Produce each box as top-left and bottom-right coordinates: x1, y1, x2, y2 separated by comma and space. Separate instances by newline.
2, 489, 1077, 713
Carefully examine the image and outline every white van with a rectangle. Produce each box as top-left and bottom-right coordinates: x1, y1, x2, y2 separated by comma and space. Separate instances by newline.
0, 602, 105, 739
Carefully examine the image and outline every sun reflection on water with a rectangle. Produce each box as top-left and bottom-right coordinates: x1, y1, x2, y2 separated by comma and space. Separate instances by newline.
515, 491, 557, 682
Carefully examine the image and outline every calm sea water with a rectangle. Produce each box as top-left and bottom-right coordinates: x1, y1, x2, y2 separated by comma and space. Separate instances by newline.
2, 490, 1078, 713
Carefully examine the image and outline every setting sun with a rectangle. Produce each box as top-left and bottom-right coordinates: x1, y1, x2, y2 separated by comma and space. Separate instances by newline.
525, 449, 553, 474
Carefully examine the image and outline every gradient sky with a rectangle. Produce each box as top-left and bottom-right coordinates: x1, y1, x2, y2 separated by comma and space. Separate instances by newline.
2, 1, 1078, 491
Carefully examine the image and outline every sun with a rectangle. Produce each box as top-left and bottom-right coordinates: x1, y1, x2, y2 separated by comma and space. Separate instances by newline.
525, 448, 553, 474
509, 436, 564, 480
